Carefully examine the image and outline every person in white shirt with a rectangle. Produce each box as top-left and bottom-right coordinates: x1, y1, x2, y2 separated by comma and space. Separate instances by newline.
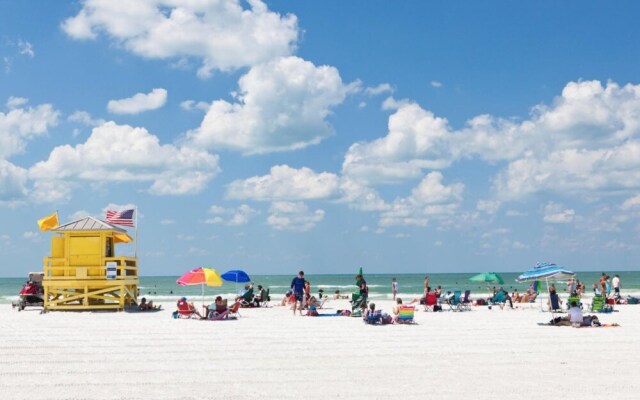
567, 301, 583, 327
612, 274, 621, 296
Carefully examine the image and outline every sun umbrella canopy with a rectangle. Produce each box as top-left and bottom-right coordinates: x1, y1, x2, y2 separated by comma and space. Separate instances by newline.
469, 272, 504, 285
177, 267, 223, 287
221, 270, 251, 283
516, 262, 575, 282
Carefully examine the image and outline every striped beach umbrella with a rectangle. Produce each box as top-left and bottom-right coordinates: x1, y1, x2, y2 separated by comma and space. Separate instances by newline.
516, 262, 575, 315
177, 267, 223, 306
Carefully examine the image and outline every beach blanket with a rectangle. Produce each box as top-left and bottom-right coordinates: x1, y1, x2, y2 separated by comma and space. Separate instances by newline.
537, 322, 620, 328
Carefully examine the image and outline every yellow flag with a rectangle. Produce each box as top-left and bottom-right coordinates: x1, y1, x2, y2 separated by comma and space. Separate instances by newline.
37, 212, 59, 232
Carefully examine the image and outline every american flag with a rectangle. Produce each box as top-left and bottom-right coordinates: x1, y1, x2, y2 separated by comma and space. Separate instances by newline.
105, 209, 135, 227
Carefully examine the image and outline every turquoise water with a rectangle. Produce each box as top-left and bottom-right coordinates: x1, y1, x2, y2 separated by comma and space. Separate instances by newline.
2, 271, 638, 304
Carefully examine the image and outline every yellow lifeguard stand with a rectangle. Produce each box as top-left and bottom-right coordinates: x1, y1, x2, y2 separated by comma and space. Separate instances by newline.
42, 216, 138, 311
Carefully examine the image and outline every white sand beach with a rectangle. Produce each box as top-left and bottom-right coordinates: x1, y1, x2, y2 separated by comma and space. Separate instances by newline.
2, 299, 639, 400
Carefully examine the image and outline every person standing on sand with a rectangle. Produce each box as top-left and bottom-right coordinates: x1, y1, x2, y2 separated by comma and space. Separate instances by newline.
612, 274, 621, 297
356, 274, 368, 309
391, 277, 398, 300
291, 271, 306, 316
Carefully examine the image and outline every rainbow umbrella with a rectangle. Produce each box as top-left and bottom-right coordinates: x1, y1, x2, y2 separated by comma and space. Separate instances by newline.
176, 267, 223, 306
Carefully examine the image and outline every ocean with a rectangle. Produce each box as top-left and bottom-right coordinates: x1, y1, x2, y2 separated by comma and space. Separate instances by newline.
2, 271, 639, 304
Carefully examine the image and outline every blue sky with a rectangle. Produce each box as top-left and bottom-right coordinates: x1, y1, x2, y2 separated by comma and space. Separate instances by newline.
2, 1, 640, 277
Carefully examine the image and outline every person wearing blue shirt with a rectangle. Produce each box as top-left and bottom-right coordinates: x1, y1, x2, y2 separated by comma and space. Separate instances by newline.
290, 270, 306, 316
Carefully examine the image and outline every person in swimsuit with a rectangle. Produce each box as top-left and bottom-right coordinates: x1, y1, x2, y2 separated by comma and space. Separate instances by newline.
290, 271, 306, 316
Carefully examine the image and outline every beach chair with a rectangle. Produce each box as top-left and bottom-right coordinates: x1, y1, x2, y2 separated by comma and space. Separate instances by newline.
460, 290, 472, 311
259, 288, 270, 307
176, 299, 198, 319
566, 294, 582, 310
239, 288, 255, 307
351, 292, 366, 312
364, 309, 382, 324
423, 292, 438, 312
396, 306, 416, 324
227, 301, 242, 318
488, 291, 506, 309
548, 293, 562, 312
447, 290, 463, 312
590, 295, 613, 313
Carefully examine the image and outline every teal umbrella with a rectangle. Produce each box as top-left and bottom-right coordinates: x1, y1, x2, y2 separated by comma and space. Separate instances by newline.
469, 272, 504, 285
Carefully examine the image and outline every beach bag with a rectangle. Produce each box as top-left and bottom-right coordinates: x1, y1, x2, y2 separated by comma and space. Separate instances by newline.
628, 297, 639, 304
381, 313, 393, 324
172, 311, 179, 319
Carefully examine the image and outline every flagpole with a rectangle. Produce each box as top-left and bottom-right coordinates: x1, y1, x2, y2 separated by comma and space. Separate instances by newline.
134, 206, 139, 259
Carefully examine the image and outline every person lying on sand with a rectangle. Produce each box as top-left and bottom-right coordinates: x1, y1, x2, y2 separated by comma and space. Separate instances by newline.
138, 297, 161, 311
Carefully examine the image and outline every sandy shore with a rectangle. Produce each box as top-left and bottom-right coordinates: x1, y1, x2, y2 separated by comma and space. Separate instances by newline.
1, 299, 639, 399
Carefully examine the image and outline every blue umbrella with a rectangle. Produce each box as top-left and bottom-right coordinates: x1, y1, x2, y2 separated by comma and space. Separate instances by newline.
516, 262, 575, 315
516, 262, 575, 282
221, 270, 251, 293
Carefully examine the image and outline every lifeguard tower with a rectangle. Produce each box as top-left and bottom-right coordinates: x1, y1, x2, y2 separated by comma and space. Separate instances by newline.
42, 216, 138, 311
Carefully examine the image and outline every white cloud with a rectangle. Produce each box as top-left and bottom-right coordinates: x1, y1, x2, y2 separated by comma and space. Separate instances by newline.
160, 219, 175, 225
107, 88, 167, 114
434, 240, 443, 246
23, 231, 39, 240
476, 199, 501, 214
343, 100, 453, 183
337, 178, 388, 212
364, 83, 393, 96
187, 56, 352, 154
29, 121, 220, 197
379, 172, 464, 227
180, 100, 209, 112
512, 241, 529, 249
227, 165, 339, 201
621, 194, 640, 210
69, 210, 91, 221
61, 0, 299, 77
0, 100, 59, 159
267, 201, 324, 232
17, 40, 34, 58
206, 204, 258, 226
68, 110, 105, 126
430, 81, 442, 88
543, 202, 575, 224
343, 81, 640, 200
6, 97, 28, 108
0, 160, 28, 206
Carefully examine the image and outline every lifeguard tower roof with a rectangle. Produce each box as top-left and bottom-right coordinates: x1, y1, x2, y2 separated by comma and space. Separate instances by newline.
52, 216, 127, 233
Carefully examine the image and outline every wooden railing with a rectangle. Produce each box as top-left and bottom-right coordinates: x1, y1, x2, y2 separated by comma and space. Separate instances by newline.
43, 256, 138, 279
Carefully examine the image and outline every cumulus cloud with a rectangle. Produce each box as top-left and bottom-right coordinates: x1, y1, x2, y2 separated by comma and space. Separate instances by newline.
68, 110, 106, 126
267, 201, 324, 231
621, 194, 640, 210
206, 204, 258, 226
364, 83, 394, 96
343, 80, 640, 201
187, 56, 352, 154
107, 88, 167, 114
0, 160, 29, 206
379, 172, 464, 227
0, 99, 59, 159
17, 40, 34, 58
477, 199, 501, 214
180, 100, 209, 112
227, 165, 339, 201
430, 81, 443, 88
29, 121, 220, 196
61, 0, 298, 77
543, 202, 575, 224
